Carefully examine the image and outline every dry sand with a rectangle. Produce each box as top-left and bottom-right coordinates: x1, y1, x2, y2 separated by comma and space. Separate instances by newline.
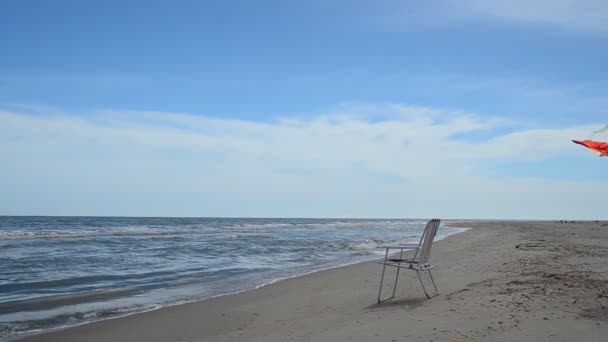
18, 221, 608, 342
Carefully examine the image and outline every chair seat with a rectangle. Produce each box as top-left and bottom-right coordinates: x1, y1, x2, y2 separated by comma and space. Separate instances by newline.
380, 243, 419, 249
387, 258, 416, 263
381, 259, 434, 270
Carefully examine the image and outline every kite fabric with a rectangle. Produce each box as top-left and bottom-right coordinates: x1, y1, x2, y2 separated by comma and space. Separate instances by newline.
572, 140, 608, 157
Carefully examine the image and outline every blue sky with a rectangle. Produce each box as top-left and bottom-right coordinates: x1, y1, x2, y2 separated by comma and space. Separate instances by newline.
1, 0, 606, 219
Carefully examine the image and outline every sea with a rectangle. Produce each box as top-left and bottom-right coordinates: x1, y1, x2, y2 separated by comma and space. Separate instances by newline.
0, 216, 467, 340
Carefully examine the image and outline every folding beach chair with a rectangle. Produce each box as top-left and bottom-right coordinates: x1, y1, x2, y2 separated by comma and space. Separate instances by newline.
377, 218, 441, 302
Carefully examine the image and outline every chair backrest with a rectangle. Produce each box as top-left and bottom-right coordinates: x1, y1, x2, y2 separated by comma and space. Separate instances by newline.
413, 219, 441, 265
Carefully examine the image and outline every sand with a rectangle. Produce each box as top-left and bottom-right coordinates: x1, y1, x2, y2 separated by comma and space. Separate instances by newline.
18, 221, 608, 342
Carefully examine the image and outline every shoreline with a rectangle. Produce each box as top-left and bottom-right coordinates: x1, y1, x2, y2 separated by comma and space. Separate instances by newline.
7, 224, 468, 341
17, 221, 608, 341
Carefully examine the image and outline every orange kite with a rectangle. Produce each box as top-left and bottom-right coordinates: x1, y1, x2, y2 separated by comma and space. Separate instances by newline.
572, 140, 608, 157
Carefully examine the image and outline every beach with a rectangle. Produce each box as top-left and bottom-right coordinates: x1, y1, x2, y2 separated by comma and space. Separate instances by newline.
18, 221, 608, 342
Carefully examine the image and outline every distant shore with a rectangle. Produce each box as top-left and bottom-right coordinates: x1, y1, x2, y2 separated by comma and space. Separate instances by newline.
19, 221, 608, 342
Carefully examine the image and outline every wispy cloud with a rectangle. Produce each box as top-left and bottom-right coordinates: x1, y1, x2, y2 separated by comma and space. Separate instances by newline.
0, 105, 604, 218
357, 0, 608, 34
460, 0, 608, 34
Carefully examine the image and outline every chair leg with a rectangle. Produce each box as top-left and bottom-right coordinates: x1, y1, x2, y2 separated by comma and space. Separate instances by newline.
377, 249, 390, 303
391, 249, 404, 297
428, 269, 438, 293
416, 270, 431, 299
391, 267, 401, 297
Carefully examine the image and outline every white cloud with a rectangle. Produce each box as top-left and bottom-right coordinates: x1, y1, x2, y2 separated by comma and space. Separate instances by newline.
0, 106, 604, 219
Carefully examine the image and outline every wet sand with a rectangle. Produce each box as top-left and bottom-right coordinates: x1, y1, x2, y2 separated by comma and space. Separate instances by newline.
19, 221, 608, 342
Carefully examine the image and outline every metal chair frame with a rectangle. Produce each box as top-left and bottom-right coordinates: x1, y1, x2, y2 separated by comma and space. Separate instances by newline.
377, 219, 440, 302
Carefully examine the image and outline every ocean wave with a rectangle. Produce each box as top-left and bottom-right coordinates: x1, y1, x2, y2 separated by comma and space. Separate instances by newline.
0, 220, 419, 241
0, 227, 172, 240
0, 228, 243, 241
0, 287, 142, 315
0, 302, 162, 341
